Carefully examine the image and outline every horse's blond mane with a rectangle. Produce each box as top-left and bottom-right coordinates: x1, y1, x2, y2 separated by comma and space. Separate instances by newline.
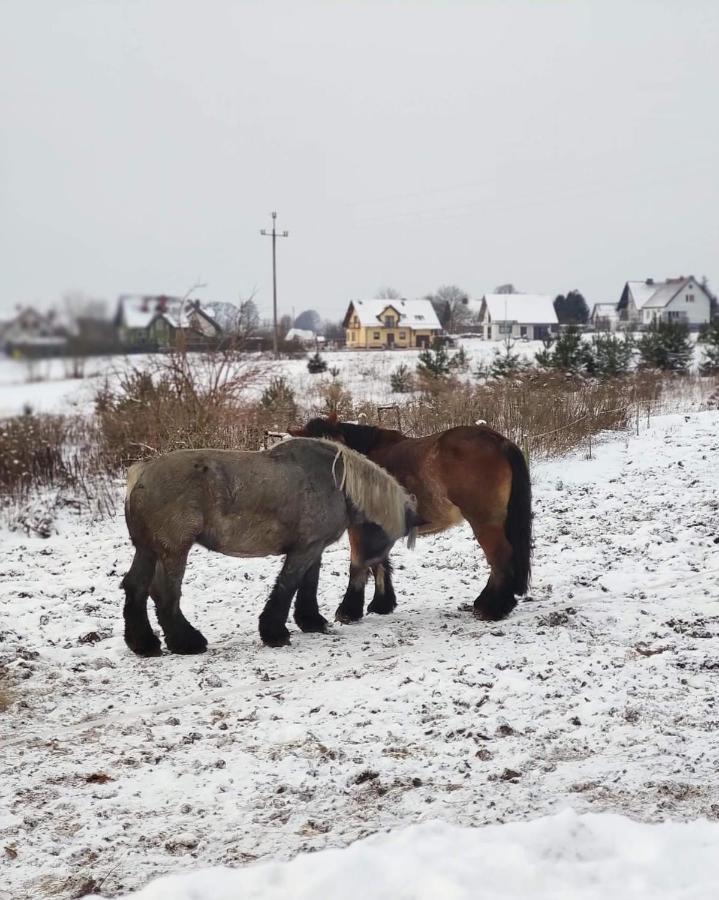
312, 439, 414, 541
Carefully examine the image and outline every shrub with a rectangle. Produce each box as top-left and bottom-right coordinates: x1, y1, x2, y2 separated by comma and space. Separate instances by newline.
698, 320, 719, 375
417, 344, 451, 378
638, 321, 692, 373
535, 326, 593, 373
484, 338, 528, 379
260, 376, 297, 415
448, 345, 469, 372
390, 363, 414, 393
307, 352, 328, 374
591, 333, 634, 378
94, 348, 261, 467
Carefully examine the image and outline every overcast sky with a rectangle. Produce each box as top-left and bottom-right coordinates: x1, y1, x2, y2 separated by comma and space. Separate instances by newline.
1, 0, 717, 321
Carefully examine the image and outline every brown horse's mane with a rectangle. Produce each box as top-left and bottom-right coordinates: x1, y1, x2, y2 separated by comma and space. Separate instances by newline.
299, 418, 406, 454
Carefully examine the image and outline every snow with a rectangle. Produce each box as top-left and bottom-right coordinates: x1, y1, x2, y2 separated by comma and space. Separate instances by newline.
2, 409, 719, 897
102, 811, 719, 899
482, 293, 558, 324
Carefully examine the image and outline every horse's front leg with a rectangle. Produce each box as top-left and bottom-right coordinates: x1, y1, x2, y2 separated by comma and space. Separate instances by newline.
335, 527, 367, 624
367, 556, 397, 615
259, 548, 320, 646
293, 560, 330, 634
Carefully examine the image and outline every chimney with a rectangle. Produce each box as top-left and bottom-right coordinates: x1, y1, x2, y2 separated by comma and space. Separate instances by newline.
645, 278, 654, 285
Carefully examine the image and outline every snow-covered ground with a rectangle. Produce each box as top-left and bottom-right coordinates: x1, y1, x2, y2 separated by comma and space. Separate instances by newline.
107, 811, 719, 899
1, 409, 718, 898
0, 335, 707, 417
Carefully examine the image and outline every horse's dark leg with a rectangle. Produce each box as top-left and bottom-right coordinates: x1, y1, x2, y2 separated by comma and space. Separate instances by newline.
367, 556, 397, 615
259, 548, 319, 646
294, 560, 329, 634
335, 562, 368, 624
335, 526, 369, 623
151, 552, 208, 654
122, 549, 162, 656
470, 522, 517, 621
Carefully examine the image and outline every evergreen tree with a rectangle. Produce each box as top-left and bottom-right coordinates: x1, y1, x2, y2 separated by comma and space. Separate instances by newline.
698, 320, 719, 375
591, 333, 634, 378
638, 320, 692, 373
417, 344, 451, 378
536, 326, 593, 373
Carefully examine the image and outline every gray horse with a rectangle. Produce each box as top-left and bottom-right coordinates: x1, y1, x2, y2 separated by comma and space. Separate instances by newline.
121, 437, 418, 654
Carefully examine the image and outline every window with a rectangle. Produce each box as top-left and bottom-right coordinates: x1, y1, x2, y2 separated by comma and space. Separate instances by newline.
399, 332, 406, 339
373, 331, 380, 339
520, 326, 527, 337
383, 316, 395, 327
499, 324, 512, 334
415, 314, 424, 321
686, 294, 695, 303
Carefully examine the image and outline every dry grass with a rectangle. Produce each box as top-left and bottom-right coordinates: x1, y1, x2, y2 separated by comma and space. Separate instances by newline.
361, 371, 669, 460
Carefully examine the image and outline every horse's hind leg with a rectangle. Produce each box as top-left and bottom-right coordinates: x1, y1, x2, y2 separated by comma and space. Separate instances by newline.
122, 549, 161, 656
294, 560, 329, 634
470, 522, 517, 621
259, 548, 319, 646
151, 552, 208, 654
367, 556, 397, 615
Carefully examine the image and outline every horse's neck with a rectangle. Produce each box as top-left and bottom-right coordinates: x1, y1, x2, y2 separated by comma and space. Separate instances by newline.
364, 429, 408, 464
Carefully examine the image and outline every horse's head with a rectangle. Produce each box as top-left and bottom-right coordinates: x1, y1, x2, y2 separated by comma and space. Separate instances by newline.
288, 412, 345, 443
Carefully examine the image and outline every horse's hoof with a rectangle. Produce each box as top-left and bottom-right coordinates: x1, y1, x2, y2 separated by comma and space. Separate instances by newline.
261, 632, 291, 647
335, 606, 363, 625
295, 614, 330, 634
367, 598, 397, 615
166, 630, 209, 654
125, 632, 162, 657
259, 620, 291, 646
473, 594, 517, 621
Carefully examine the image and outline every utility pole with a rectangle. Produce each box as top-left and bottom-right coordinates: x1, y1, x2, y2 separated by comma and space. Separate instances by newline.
260, 211, 289, 356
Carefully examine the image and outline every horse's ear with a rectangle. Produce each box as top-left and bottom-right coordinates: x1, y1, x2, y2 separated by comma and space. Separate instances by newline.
287, 425, 306, 436
327, 411, 339, 425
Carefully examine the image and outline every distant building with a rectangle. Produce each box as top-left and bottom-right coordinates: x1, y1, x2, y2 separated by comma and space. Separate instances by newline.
476, 294, 559, 341
343, 299, 441, 349
0, 306, 67, 356
114, 295, 231, 349
617, 277, 712, 329
284, 328, 323, 347
589, 303, 620, 332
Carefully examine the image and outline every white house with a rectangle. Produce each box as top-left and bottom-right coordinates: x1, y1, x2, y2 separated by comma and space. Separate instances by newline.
617, 277, 712, 329
284, 328, 324, 347
476, 294, 559, 341
590, 303, 620, 332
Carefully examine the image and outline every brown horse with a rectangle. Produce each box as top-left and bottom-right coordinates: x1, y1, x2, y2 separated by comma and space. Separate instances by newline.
288, 415, 532, 622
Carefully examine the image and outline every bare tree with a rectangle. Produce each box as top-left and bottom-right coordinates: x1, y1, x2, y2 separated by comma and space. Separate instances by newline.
376, 286, 401, 300
236, 298, 260, 341
425, 284, 471, 333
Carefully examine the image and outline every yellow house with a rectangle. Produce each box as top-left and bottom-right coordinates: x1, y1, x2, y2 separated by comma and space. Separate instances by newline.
343, 298, 442, 349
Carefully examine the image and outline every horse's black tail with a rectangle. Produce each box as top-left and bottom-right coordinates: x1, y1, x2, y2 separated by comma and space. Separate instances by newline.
503, 441, 532, 595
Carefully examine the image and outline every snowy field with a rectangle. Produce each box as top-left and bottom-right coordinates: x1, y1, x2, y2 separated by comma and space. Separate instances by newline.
2, 409, 719, 898
0, 335, 706, 417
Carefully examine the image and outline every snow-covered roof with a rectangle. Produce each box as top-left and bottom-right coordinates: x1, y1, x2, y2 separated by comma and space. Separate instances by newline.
590, 303, 619, 318
117, 295, 223, 331
626, 278, 699, 311
482, 294, 558, 325
285, 328, 316, 342
202, 301, 241, 331
347, 299, 441, 330
626, 281, 659, 310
